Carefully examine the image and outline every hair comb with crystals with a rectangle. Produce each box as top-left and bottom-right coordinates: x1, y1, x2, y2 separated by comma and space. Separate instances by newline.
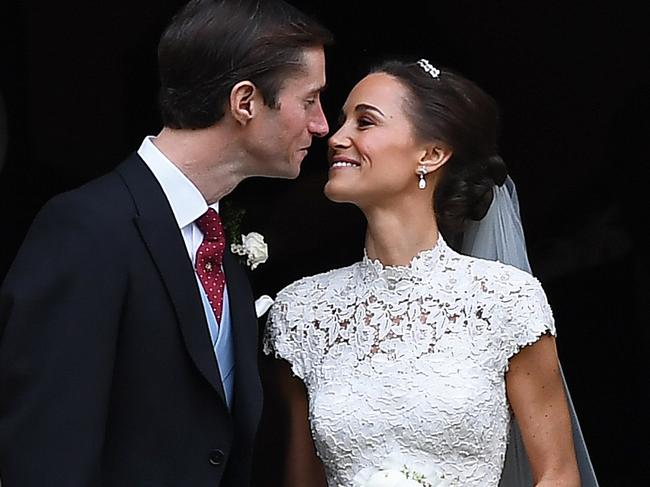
417, 58, 440, 79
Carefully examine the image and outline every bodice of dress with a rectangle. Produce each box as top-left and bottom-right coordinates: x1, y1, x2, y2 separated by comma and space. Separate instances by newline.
264, 237, 555, 487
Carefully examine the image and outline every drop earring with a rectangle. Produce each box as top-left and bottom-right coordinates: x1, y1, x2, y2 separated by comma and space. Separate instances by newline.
417, 166, 428, 190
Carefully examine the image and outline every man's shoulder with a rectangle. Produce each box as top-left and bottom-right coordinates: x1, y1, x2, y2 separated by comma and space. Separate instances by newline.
5, 155, 147, 279
41, 153, 144, 221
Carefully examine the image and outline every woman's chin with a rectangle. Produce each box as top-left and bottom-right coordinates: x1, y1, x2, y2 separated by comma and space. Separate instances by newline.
324, 180, 357, 204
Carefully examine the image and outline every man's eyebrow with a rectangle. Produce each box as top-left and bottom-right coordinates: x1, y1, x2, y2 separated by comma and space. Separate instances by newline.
310, 83, 328, 95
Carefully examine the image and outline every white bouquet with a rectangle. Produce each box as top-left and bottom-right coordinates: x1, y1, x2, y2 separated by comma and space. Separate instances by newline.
352, 451, 451, 487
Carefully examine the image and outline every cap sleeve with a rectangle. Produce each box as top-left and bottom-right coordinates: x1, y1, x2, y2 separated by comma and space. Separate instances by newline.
499, 273, 556, 372
263, 292, 308, 381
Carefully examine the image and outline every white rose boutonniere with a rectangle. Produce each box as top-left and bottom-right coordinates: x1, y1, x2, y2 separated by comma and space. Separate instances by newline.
230, 232, 268, 270
353, 450, 452, 487
219, 200, 274, 317
220, 200, 268, 271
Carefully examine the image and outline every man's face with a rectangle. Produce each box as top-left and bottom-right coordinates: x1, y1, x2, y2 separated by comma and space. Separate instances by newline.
249, 47, 329, 179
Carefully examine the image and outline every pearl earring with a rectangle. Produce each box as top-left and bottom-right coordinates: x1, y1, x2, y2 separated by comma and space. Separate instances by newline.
417, 166, 428, 190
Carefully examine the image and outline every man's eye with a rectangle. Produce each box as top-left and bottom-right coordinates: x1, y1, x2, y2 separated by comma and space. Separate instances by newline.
304, 98, 316, 107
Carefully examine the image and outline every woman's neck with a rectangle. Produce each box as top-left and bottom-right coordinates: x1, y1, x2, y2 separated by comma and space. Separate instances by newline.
363, 199, 440, 267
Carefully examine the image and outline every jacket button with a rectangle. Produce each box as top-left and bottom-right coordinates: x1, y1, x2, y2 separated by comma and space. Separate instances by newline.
209, 449, 225, 466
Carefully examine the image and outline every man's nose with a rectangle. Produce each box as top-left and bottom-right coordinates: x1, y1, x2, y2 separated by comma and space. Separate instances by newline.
310, 103, 329, 137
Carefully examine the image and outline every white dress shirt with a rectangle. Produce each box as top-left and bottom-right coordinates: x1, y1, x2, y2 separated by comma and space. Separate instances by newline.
137, 136, 235, 409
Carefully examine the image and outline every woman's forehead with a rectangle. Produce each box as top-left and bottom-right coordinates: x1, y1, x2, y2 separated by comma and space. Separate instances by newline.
343, 73, 407, 114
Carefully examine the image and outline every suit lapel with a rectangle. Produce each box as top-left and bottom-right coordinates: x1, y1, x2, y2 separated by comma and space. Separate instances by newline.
116, 155, 228, 406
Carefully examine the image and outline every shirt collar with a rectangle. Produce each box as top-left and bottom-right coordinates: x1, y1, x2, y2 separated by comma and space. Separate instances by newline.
137, 136, 218, 229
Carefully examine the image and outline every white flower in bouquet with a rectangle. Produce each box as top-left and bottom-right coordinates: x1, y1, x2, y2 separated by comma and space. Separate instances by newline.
360, 468, 420, 487
353, 450, 452, 487
230, 232, 268, 270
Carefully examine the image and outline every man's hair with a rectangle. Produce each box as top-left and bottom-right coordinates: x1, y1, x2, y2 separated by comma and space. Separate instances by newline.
158, 0, 333, 129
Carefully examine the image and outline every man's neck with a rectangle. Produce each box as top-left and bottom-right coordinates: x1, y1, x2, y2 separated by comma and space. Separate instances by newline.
153, 126, 245, 204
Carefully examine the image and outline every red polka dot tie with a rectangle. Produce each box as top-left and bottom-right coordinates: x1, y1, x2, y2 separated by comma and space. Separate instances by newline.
195, 208, 226, 325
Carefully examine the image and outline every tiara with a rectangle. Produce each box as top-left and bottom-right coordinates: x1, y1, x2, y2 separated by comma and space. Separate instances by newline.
417, 58, 440, 79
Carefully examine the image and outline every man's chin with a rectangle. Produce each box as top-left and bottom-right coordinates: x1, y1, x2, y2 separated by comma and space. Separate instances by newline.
285, 162, 302, 179
259, 159, 302, 179
284, 156, 306, 179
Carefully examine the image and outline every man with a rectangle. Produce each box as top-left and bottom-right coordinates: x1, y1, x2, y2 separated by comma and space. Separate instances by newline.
0, 0, 331, 485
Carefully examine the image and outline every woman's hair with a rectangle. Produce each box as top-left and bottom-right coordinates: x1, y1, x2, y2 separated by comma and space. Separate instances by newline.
371, 60, 508, 238
158, 0, 333, 129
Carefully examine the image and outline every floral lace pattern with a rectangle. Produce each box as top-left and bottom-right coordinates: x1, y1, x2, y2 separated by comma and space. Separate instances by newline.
264, 237, 555, 487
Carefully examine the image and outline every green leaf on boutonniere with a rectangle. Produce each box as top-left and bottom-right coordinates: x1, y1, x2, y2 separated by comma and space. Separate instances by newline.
220, 200, 246, 245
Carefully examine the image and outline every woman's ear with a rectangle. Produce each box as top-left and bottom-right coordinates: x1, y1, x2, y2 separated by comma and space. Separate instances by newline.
229, 81, 259, 125
415, 142, 453, 175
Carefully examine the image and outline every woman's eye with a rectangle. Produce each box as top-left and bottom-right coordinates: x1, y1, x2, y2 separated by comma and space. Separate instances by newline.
357, 117, 374, 128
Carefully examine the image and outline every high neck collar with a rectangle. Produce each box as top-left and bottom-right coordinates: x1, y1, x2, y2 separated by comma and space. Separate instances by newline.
359, 236, 450, 289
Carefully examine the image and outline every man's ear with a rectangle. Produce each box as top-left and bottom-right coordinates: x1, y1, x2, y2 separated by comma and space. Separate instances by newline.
416, 142, 453, 175
229, 81, 259, 125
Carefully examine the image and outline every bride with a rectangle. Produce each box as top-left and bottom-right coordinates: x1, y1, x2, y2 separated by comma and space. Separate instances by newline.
263, 59, 591, 486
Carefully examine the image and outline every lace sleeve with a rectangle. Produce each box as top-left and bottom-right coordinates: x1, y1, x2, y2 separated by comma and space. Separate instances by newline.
263, 293, 308, 381
498, 272, 557, 372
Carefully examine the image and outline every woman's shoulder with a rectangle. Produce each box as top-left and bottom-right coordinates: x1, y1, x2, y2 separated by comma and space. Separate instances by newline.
451, 253, 556, 362
275, 263, 359, 303
450, 250, 544, 294
450, 250, 539, 285
454, 253, 553, 327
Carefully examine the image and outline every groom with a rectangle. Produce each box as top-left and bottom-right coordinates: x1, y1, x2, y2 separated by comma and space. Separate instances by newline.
0, 1, 331, 486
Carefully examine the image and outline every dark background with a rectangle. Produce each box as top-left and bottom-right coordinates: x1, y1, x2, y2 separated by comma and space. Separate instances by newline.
1, 1, 648, 484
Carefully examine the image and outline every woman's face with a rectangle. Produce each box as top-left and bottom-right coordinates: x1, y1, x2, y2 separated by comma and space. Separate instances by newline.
325, 72, 425, 207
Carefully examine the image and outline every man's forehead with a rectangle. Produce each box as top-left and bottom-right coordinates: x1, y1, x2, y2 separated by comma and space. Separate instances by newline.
283, 70, 326, 95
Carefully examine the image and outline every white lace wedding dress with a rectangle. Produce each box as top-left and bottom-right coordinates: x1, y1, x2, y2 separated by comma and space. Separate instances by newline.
264, 236, 555, 487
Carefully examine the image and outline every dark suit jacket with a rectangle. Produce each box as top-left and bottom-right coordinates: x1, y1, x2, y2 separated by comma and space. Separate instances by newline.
0, 154, 263, 486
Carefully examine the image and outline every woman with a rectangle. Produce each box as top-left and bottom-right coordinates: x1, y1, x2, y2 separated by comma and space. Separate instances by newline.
264, 59, 583, 486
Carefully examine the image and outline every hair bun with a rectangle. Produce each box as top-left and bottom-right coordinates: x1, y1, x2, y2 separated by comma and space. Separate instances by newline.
485, 154, 507, 187
468, 154, 508, 221
434, 153, 510, 237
